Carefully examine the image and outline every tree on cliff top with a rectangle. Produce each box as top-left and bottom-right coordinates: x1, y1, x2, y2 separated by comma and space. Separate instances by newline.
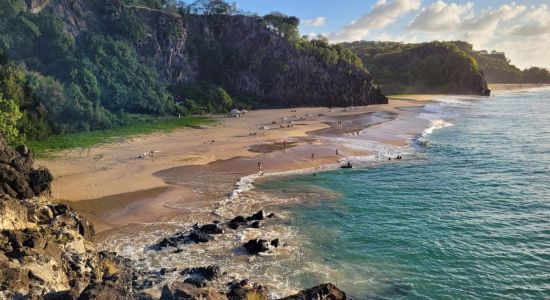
189, 0, 237, 15
262, 12, 300, 40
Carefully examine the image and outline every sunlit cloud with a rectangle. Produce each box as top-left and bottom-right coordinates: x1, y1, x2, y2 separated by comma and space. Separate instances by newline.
328, 0, 421, 42
302, 16, 326, 27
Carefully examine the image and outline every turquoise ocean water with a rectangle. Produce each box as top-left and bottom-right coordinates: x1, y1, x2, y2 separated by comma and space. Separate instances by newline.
258, 89, 550, 299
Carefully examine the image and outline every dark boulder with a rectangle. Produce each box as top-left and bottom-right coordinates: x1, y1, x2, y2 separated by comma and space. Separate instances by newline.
228, 216, 247, 230
43, 291, 75, 300
280, 283, 346, 300
196, 223, 223, 234
243, 239, 270, 255
78, 282, 132, 300
154, 228, 213, 250
184, 277, 207, 288
270, 239, 280, 248
188, 231, 213, 243
159, 268, 178, 276
160, 282, 227, 300
227, 279, 268, 300
250, 221, 261, 228
246, 210, 265, 221
181, 265, 221, 281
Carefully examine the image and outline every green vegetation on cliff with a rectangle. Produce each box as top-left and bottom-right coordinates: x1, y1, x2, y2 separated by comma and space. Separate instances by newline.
343, 41, 489, 95
0, 0, 385, 148
343, 40, 549, 94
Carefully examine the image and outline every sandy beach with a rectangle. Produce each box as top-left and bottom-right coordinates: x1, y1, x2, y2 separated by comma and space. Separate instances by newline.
37, 96, 434, 236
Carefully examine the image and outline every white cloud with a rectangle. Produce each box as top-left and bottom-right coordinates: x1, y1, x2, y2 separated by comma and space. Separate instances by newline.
402, 1, 548, 68
329, 0, 421, 42
508, 4, 550, 36
462, 2, 526, 33
407, 1, 525, 33
302, 16, 326, 27
407, 1, 474, 31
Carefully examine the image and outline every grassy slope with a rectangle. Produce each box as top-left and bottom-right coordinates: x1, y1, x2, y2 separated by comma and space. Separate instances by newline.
29, 115, 215, 155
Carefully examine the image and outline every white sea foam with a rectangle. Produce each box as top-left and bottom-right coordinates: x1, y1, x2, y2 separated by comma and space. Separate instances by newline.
411, 98, 463, 148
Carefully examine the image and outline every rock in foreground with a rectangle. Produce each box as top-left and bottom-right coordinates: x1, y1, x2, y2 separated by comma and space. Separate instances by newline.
281, 283, 346, 300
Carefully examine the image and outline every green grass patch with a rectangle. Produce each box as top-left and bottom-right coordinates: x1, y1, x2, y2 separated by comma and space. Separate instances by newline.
28, 115, 215, 156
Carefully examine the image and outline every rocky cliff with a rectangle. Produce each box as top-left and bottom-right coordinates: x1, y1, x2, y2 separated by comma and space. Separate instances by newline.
36, 0, 387, 107
1, 137, 347, 299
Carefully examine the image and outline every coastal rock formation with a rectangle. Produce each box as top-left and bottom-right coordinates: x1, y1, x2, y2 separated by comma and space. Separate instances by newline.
229, 210, 268, 230
0, 138, 142, 299
227, 280, 269, 300
181, 265, 221, 288
35, 0, 387, 107
0, 138, 52, 199
160, 282, 228, 300
154, 222, 227, 250
243, 238, 280, 255
281, 283, 346, 300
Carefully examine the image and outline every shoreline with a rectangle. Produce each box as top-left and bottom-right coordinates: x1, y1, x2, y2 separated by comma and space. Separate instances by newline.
37, 97, 430, 237
33, 91, 508, 296
36, 84, 550, 237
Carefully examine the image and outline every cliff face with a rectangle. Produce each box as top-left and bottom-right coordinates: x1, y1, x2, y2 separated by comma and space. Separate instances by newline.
344, 41, 491, 96
38, 0, 387, 107
182, 15, 387, 107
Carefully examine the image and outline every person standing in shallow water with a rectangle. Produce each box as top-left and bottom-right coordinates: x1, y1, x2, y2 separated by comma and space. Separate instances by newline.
311, 153, 315, 160
258, 162, 262, 173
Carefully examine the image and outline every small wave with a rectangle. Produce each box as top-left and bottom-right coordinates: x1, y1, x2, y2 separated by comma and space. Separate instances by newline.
227, 173, 261, 201
224, 164, 341, 204
412, 119, 454, 148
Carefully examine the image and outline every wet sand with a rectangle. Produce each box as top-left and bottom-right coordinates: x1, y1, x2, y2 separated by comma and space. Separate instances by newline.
37, 97, 433, 237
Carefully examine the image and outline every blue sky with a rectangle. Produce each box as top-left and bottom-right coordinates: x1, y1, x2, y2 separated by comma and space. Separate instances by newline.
224, 0, 550, 69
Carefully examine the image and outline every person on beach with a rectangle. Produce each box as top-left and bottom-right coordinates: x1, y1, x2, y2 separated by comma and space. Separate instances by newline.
347, 161, 352, 168
258, 162, 262, 172
311, 153, 315, 160
283, 140, 287, 149
336, 149, 339, 156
